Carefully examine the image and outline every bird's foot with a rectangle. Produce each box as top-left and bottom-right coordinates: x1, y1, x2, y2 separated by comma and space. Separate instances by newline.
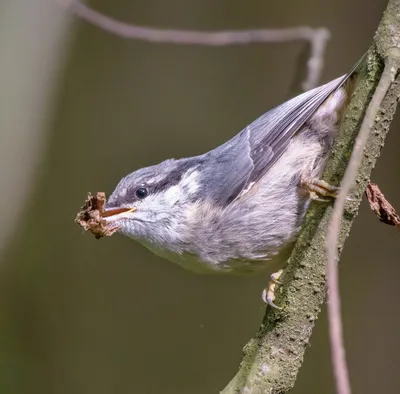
301, 177, 357, 202
262, 269, 284, 310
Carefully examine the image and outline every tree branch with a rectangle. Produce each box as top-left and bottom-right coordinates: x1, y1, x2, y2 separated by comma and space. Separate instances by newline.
325, 1, 400, 392
221, 1, 400, 393
326, 50, 400, 394
57, 0, 329, 90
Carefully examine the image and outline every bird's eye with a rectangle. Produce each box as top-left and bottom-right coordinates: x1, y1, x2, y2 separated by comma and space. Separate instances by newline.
135, 187, 148, 199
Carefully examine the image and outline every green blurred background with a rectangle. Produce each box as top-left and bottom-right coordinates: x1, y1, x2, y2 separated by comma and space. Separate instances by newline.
1, 0, 399, 393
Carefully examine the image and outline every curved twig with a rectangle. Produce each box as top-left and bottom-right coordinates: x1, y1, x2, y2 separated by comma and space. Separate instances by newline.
57, 0, 329, 90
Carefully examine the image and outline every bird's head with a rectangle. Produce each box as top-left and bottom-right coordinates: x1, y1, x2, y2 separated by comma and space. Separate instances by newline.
102, 158, 203, 248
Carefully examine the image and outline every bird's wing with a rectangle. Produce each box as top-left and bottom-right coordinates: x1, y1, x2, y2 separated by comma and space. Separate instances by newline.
244, 74, 350, 184
203, 62, 361, 206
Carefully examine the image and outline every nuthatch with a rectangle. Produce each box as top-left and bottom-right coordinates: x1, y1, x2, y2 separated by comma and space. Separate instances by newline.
101, 57, 362, 308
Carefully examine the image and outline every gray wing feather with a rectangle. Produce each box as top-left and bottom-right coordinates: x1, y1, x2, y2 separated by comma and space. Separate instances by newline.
202, 68, 357, 206
245, 74, 350, 185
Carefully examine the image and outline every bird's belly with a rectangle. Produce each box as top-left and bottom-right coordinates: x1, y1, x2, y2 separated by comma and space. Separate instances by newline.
140, 238, 292, 275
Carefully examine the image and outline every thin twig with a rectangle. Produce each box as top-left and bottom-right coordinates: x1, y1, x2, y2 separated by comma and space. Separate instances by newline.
57, 0, 330, 90
325, 52, 400, 394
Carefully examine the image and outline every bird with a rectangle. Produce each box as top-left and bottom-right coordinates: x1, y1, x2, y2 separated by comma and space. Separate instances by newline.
100, 55, 364, 308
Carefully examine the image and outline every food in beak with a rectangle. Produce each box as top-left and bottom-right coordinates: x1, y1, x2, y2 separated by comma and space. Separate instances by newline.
75, 192, 135, 239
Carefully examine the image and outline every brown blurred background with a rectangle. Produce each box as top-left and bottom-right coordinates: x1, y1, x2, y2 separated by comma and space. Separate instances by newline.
1, 0, 399, 393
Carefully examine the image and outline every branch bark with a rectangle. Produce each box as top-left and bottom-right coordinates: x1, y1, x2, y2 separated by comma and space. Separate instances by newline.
221, 1, 400, 393
326, 46, 400, 394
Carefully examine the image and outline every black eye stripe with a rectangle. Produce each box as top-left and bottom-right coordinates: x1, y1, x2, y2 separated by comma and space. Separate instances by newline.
151, 162, 202, 194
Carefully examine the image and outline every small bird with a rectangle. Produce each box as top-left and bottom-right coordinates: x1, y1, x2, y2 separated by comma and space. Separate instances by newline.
101, 57, 362, 308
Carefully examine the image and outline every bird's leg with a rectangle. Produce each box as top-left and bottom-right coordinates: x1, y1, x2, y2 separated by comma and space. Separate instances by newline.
262, 269, 284, 309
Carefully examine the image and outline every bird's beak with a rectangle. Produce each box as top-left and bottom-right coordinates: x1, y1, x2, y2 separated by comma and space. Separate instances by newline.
102, 207, 136, 219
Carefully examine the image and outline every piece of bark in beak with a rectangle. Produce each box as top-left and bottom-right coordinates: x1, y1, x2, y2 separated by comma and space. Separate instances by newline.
75, 192, 122, 239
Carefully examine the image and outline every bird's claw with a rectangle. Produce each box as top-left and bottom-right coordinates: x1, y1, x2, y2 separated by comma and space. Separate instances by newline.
301, 178, 359, 202
262, 269, 284, 310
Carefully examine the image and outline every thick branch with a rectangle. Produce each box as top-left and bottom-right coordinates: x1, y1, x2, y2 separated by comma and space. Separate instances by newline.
326, 53, 400, 394
222, 6, 400, 394
326, 2, 400, 393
